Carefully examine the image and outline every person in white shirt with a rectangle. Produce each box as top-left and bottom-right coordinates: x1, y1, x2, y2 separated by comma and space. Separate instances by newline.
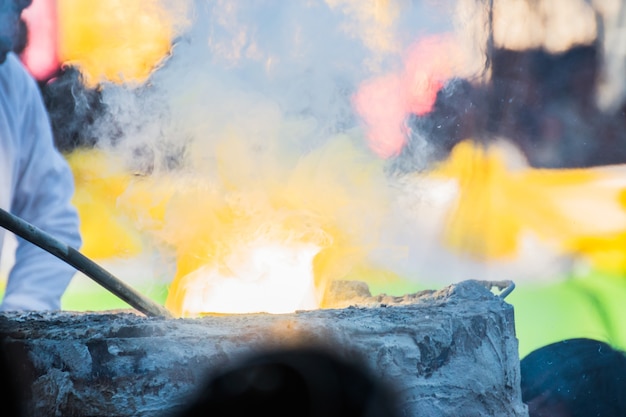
0, 0, 82, 310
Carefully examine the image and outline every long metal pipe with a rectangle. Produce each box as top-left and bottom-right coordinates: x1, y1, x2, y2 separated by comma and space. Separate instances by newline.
0, 207, 172, 318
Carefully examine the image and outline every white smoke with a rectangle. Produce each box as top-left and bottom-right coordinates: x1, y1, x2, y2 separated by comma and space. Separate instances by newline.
91, 0, 458, 167
82, 0, 578, 292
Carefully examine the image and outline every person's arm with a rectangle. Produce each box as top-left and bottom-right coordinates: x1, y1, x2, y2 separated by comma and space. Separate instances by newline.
0, 54, 82, 311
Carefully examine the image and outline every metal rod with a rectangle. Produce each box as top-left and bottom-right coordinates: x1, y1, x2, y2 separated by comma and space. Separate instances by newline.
0, 207, 172, 318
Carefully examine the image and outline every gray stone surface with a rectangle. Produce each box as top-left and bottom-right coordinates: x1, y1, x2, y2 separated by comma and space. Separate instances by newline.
0, 280, 528, 417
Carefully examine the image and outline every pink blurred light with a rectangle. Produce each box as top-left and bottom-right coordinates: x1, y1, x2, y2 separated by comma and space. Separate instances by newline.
353, 34, 462, 159
20, 0, 59, 81
353, 74, 408, 159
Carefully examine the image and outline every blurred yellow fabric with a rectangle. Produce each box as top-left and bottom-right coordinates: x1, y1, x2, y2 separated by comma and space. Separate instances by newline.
430, 140, 626, 271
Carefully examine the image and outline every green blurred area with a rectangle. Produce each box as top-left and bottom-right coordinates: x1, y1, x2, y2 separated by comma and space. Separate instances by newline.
61, 282, 169, 312
0, 278, 169, 312
508, 271, 626, 357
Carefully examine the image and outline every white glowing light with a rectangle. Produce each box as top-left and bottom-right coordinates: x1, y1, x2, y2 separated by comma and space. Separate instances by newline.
179, 241, 321, 316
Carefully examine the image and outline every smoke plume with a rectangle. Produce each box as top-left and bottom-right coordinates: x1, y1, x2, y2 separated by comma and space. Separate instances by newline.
46, 0, 626, 297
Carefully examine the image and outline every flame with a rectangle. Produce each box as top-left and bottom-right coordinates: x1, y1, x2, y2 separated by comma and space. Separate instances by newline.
66, 136, 391, 318
56, 0, 188, 86
353, 34, 465, 158
168, 241, 321, 316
